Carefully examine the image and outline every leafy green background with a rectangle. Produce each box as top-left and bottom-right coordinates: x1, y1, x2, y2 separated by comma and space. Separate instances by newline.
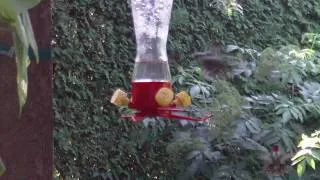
53, 0, 320, 179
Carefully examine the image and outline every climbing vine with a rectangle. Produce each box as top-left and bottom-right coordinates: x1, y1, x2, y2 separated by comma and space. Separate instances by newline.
53, 0, 320, 179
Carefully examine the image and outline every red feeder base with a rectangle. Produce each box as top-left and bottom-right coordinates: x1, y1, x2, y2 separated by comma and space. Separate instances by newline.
122, 107, 213, 122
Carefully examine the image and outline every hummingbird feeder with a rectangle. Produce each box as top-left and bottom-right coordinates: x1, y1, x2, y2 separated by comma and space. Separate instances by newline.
111, 0, 212, 122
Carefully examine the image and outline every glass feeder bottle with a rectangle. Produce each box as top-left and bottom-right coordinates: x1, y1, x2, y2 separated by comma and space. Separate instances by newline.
130, 0, 173, 111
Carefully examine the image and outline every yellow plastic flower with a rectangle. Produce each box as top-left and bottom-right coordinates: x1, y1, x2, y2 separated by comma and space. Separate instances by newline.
155, 87, 174, 107
173, 91, 191, 107
110, 89, 129, 106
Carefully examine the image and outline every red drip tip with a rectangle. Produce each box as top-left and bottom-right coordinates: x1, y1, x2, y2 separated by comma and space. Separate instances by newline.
272, 145, 279, 153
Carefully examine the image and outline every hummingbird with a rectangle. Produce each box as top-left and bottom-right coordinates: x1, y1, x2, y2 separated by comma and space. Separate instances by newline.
192, 43, 230, 76
192, 42, 248, 80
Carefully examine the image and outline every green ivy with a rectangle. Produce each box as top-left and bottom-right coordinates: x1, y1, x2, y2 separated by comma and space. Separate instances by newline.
53, 0, 320, 179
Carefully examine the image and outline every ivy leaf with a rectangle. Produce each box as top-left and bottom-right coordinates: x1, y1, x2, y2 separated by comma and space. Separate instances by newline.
290, 108, 299, 120
299, 82, 320, 102
245, 118, 261, 134
0, 0, 40, 116
21, 12, 39, 63
281, 131, 295, 151
190, 85, 201, 97
306, 157, 316, 170
296, 106, 305, 121
291, 155, 305, 166
298, 136, 320, 149
297, 160, 306, 177
13, 22, 30, 116
291, 149, 310, 161
282, 110, 291, 123
310, 150, 320, 161
224, 45, 240, 53
235, 137, 268, 152
178, 76, 184, 85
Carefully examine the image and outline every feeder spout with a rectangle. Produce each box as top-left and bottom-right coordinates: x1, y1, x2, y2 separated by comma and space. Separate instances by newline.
110, 89, 130, 106
173, 91, 192, 107
155, 87, 174, 107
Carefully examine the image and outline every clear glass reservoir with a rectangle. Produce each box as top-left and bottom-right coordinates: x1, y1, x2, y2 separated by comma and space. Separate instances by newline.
131, 0, 173, 82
